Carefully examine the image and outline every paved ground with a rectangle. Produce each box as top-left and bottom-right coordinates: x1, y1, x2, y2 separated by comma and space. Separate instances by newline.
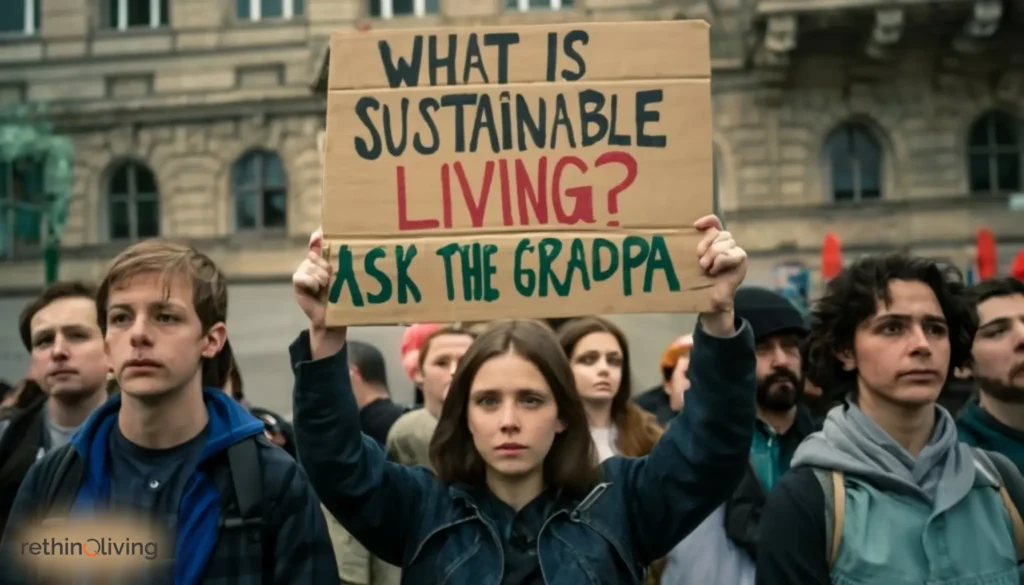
1, 283, 698, 417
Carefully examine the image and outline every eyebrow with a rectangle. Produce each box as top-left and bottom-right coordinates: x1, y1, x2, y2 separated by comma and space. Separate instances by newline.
872, 313, 947, 325
979, 315, 1023, 330
108, 300, 186, 312
31, 324, 96, 342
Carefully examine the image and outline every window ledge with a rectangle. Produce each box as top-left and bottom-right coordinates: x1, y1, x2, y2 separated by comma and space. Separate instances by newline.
0, 32, 41, 44
91, 26, 172, 39
231, 16, 309, 28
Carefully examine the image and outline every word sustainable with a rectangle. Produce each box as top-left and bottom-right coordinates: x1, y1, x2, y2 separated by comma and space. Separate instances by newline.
328, 235, 681, 307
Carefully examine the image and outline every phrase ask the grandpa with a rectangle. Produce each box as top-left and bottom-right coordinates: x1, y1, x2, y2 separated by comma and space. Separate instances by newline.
320, 20, 716, 327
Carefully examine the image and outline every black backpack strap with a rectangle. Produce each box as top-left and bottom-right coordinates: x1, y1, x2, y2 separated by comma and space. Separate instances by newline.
41, 443, 85, 519
223, 436, 274, 584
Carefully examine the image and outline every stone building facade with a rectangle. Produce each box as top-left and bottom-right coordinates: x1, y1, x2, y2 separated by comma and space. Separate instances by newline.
1, 0, 1022, 294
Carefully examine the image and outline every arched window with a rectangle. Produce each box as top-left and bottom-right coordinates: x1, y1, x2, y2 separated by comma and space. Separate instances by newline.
825, 122, 883, 202
0, 156, 46, 260
232, 149, 287, 231
968, 110, 1021, 194
107, 161, 160, 241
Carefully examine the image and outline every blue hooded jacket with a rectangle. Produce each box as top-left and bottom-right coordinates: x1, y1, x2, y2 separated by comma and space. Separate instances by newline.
68, 388, 266, 585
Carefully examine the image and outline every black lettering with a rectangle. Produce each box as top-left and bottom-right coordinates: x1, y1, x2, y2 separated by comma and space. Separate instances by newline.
608, 94, 631, 146
354, 97, 382, 161
484, 33, 520, 84
428, 34, 457, 86
561, 30, 588, 81
378, 37, 422, 88
413, 98, 440, 154
516, 95, 546, 151
462, 33, 488, 84
546, 32, 557, 82
441, 93, 478, 153
551, 95, 576, 149
636, 89, 667, 148
383, 98, 409, 157
578, 89, 607, 147
470, 94, 500, 154
499, 92, 513, 151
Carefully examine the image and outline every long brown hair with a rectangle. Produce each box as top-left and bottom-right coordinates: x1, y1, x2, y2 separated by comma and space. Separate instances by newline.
557, 317, 663, 458
430, 319, 600, 498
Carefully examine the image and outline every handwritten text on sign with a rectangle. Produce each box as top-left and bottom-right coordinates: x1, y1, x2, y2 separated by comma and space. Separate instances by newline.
320, 22, 715, 325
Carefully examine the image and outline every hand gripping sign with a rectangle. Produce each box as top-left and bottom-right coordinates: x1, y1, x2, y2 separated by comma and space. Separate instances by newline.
320, 20, 716, 327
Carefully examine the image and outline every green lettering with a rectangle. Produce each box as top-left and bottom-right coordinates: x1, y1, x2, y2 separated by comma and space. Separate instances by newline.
538, 238, 565, 297
482, 244, 500, 302
458, 245, 474, 301
621, 236, 650, 296
645, 236, 680, 293
328, 245, 365, 307
566, 238, 592, 292
592, 238, 619, 282
514, 239, 536, 296
436, 244, 460, 301
364, 247, 392, 304
395, 245, 422, 303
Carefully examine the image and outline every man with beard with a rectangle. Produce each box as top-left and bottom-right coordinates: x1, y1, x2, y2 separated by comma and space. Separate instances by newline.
958, 277, 1024, 471
722, 286, 820, 561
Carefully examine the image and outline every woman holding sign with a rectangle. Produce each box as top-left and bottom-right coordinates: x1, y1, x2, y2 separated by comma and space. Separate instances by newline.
288, 215, 756, 585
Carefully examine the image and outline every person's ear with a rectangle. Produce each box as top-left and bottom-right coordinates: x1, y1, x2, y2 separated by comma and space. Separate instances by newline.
201, 323, 228, 359
835, 348, 856, 372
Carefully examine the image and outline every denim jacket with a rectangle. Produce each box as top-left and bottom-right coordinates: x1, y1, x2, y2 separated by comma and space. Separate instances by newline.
289, 318, 757, 585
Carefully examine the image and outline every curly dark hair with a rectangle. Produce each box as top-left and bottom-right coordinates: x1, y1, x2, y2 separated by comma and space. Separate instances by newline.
804, 252, 976, 396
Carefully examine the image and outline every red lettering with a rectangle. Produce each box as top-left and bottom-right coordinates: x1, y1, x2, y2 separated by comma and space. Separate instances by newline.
516, 157, 548, 226
498, 160, 514, 227
393, 151, 636, 231
441, 163, 453, 229
396, 165, 440, 231
453, 161, 495, 228
552, 156, 596, 226
595, 151, 638, 227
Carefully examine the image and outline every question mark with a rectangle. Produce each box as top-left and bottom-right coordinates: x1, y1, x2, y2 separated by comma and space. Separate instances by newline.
595, 151, 638, 227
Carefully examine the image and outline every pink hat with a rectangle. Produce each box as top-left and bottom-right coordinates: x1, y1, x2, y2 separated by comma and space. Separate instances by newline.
400, 324, 443, 381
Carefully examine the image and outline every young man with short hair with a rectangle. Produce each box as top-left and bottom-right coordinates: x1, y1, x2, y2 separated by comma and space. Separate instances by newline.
0, 281, 110, 535
1, 240, 339, 585
958, 277, 1024, 470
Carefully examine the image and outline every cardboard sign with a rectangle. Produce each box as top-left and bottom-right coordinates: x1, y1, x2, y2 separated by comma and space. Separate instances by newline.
321, 20, 715, 326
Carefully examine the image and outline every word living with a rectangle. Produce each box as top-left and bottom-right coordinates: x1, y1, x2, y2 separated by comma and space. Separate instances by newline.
326, 235, 681, 308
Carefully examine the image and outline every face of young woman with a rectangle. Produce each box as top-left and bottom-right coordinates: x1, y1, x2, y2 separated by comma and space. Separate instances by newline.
568, 332, 624, 406
417, 333, 475, 412
466, 351, 565, 481
843, 279, 951, 408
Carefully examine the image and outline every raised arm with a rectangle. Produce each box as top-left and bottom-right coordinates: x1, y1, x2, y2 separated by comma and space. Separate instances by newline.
289, 231, 442, 567
618, 215, 758, 564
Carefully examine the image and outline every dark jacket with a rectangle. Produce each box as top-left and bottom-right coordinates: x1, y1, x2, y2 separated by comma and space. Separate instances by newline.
723, 403, 819, 559
0, 393, 47, 536
290, 319, 757, 585
633, 386, 677, 428
958, 399, 1024, 473
0, 388, 340, 585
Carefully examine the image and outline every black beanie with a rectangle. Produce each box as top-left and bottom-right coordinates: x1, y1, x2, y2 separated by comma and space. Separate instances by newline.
734, 286, 809, 343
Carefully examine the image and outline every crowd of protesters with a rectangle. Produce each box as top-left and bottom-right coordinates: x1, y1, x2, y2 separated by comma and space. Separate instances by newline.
0, 213, 1021, 585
